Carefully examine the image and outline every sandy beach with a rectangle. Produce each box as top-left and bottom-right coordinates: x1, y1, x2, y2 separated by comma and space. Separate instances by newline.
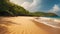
0, 16, 60, 34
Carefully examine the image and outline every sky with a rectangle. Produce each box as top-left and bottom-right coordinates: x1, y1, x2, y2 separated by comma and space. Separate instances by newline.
10, 0, 60, 16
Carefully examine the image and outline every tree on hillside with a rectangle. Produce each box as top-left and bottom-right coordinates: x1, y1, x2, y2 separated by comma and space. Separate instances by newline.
0, 0, 58, 17
0, 0, 30, 16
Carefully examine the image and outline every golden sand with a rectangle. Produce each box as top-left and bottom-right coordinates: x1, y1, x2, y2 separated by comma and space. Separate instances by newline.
0, 16, 60, 34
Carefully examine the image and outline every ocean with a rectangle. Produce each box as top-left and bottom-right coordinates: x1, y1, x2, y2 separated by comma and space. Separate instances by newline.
36, 17, 60, 28
45, 17, 60, 19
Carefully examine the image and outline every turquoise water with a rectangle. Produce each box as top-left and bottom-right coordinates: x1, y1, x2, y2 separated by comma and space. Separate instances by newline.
46, 17, 60, 19
43, 17, 60, 20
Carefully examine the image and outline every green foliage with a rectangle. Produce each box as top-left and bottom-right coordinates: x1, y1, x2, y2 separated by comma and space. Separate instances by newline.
0, 0, 58, 17
30, 12, 58, 17
0, 0, 29, 16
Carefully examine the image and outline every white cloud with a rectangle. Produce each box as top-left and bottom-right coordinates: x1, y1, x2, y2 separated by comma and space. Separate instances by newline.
49, 4, 60, 13
29, 0, 41, 11
10, 0, 41, 12
21, 0, 41, 11
10, 0, 23, 4
21, 2, 31, 9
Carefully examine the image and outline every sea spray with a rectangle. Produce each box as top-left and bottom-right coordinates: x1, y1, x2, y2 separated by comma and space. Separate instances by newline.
35, 17, 60, 28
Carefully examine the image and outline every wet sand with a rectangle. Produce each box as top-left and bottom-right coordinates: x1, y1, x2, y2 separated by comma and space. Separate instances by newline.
0, 16, 60, 34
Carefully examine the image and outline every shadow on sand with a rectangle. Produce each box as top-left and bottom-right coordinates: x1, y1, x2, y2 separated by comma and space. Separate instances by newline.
31, 19, 60, 34
0, 17, 19, 34
0, 25, 10, 34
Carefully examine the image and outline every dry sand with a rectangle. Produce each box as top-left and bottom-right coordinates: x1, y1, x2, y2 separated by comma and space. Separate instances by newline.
0, 16, 60, 34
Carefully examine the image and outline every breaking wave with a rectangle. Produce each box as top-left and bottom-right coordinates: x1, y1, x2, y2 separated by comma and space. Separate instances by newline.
35, 17, 60, 28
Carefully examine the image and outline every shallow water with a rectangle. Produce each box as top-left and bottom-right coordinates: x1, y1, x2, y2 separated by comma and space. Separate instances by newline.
36, 17, 60, 28
46, 17, 60, 19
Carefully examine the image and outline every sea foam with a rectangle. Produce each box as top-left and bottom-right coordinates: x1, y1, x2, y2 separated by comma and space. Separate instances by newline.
35, 17, 60, 28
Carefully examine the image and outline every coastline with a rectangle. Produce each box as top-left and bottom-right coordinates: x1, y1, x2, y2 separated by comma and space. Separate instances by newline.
0, 16, 60, 34
34, 17, 60, 28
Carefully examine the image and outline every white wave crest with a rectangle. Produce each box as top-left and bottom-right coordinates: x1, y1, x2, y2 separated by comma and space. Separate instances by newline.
35, 17, 60, 28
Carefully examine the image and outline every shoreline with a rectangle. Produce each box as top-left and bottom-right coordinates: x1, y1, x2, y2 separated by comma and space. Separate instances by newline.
34, 17, 60, 28
0, 16, 60, 34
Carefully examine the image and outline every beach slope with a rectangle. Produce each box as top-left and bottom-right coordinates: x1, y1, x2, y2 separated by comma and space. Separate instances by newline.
0, 16, 60, 34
